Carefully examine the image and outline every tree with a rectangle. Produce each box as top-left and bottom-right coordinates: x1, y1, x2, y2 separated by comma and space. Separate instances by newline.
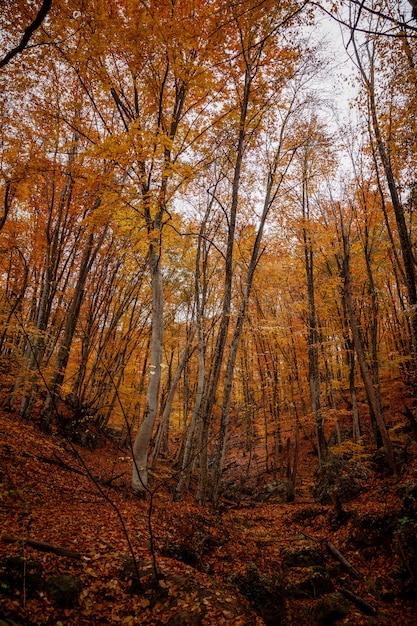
0, 0, 52, 69
294, 121, 333, 462
338, 203, 396, 472
41, 218, 109, 431
348, 4, 417, 386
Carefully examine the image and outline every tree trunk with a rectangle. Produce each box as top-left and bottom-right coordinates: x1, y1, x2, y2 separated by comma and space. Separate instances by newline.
174, 195, 212, 501
196, 65, 252, 505
132, 246, 163, 494
352, 35, 417, 384
16, 141, 77, 418
210, 165, 276, 503
151, 327, 195, 469
41, 221, 108, 431
302, 171, 327, 461
341, 231, 396, 473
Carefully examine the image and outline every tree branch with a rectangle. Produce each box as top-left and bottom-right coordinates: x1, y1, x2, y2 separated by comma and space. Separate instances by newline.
2, 535, 81, 559
0, 0, 52, 69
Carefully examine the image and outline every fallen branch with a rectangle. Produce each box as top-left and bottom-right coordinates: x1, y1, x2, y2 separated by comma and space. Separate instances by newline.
2, 535, 81, 559
340, 586, 377, 616
327, 541, 362, 579
21, 451, 126, 489
21, 451, 85, 476
101, 471, 127, 486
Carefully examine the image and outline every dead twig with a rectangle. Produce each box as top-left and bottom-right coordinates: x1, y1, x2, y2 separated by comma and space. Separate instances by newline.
327, 541, 362, 579
340, 586, 377, 616
2, 535, 81, 559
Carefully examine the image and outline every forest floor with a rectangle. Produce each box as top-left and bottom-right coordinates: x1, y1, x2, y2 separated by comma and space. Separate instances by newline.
1, 409, 417, 625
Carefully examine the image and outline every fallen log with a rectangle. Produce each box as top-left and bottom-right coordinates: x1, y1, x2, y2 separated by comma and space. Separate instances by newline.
1, 535, 81, 559
327, 541, 362, 579
340, 586, 377, 616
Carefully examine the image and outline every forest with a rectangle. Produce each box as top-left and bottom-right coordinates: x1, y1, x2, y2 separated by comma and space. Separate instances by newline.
1, 0, 417, 624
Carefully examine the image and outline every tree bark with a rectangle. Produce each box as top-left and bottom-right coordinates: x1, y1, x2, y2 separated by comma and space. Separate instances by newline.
0, 0, 52, 69
341, 230, 396, 473
132, 246, 163, 493
210, 165, 276, 503
174, 204, 211, 501
352, 34, 417, 383
2, 535, 81, 559
196, 63, 252, 505
327, 542, 362, 579
151, 327, 195, 469
42, 220, 108, 431
302, 173, 327, 461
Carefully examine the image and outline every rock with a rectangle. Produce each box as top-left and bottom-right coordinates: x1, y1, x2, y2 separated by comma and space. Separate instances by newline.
394, 479, 417, 592
291, 507, 327, 523
287, 566, 334, 599
231, 563, 286, 626
45, 574, 82, 608
161, 542, 199, 569
118, 556, 155, 593
165, 571, 260, 625
281, 543, 326, 569
160, 512, 224, 573
0, 557, 43, 596
312, 459, 368, 505
393, 516, 417, 595
349, 512, 396, 549
370, 442, 413, 474
313, 592, 351, 625
254, 480, 294, 503
398, 480, 417, 516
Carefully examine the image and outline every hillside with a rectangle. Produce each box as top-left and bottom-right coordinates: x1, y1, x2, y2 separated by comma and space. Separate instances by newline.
1, 410, 417, 625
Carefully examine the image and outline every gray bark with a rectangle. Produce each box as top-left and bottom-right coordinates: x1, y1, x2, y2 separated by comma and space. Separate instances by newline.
352, 35, 417, 381
196, 64, 252, 505
18, 145, 77, 418
174, 205, 211, 500
132, 246, 163, 493
341, 229, 396, 473
41, 219, 108, 430
210, 166, 275, 503
151, 327, 195, 468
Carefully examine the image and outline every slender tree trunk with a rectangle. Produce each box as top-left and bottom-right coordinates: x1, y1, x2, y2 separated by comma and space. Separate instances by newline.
125, 335, 151, 447
0, 248, 28, 354
132, 246, 163, 494
302, 174, 327, 461
174, 195, 213, 501
363, 219, 384, 447
210, 166, 276, 503
0, 180, 13, 232
16, 141, 77, 418
348, 348, 361, 442
353, 35, 417, 383
341, 232, 396, 473
196, 65, 252, 505
151, 328, 195, 469
42, 221, 108, 430
129, 60, 187, 495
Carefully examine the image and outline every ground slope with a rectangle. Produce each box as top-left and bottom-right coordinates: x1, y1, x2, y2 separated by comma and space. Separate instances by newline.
0, 410, 417, 625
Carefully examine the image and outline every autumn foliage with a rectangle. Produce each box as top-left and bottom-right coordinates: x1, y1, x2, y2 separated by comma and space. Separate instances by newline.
1, 0, 417, 622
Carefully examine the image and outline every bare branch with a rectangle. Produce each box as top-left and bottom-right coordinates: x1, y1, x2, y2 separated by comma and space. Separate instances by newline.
310, 0, 417, 38
0, 0, 52, 69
